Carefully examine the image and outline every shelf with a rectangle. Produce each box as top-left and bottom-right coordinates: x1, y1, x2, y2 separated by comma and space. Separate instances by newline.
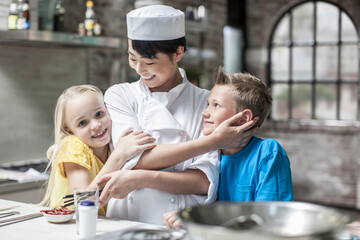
0, 30, 121, 49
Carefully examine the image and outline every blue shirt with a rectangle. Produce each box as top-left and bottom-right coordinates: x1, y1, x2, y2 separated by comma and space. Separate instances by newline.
218, 137, 293, 201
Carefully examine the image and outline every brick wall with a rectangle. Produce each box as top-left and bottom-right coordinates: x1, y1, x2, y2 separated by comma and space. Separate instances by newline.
246, 0, 360, 208
259, 121, 360, 208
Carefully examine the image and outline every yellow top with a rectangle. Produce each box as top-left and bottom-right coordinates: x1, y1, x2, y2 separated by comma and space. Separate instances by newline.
49, 136, 106, 216
86, 0, 94, 8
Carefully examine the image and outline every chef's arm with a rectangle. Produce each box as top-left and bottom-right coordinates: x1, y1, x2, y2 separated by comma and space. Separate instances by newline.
88, 150, 135, 189
88, 130, 156, 189
98, 169, 209, 205
141, 169, 209, 194
134, 113, 258, 170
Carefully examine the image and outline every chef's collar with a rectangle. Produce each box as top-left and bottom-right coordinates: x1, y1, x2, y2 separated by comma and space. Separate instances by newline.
139, 68, 188, 106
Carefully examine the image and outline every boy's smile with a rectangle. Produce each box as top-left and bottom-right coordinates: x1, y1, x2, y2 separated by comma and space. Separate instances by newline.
202, 85, 237, 136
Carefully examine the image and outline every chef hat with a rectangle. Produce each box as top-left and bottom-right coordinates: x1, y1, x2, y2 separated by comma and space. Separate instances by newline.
127, 5, 185, 41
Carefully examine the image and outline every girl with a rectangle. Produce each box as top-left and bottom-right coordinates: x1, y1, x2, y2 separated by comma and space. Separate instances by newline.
98, 5, 258, 224
40, 85, 155, 216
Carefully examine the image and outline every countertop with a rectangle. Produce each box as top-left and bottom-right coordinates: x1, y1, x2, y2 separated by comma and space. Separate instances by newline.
0, 159, 48, 195
0, 199, 187, 240
2, 198, 360, 240
0, 180, 45, 195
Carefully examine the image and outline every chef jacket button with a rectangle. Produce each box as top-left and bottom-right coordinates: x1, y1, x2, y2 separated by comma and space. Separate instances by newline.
128, 196, 133, 202
170, 198, 176, 203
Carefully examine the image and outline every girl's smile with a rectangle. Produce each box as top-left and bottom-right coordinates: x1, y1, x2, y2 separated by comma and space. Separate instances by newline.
64, 91, 112, 153
92, 128, 108, 138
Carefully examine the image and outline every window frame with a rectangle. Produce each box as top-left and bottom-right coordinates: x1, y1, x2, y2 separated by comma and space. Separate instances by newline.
267, 0, 359, 122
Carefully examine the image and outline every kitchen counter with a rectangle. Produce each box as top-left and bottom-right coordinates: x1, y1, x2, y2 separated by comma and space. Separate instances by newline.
2, 198, 360, 240
0, 180, 45, 195
0, 199, 187, 240
0, 160, 48, 203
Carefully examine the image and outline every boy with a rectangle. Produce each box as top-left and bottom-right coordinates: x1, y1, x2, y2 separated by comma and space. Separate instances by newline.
164, 67, 293, 228
203, 67, 293, 202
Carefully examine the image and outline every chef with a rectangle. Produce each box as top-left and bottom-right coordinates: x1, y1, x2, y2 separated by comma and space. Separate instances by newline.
100, 4, 256, 225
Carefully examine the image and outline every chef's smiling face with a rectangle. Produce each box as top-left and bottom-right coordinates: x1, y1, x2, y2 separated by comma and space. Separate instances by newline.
127, 39, 183, 92
64, 91, 112, 151
202, 85, 237, 136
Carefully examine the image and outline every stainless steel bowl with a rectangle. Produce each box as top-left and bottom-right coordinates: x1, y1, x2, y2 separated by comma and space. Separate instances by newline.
178, 201, 352, 240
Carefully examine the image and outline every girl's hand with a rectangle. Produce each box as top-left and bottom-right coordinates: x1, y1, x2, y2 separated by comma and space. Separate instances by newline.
112, 130, 156, 164
210, 112, 259, 150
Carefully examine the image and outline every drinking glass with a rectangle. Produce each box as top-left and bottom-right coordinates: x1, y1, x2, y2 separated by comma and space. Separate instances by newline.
74, 187, 99, 235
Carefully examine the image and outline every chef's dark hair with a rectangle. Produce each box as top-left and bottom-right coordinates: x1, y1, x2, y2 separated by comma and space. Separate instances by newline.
131, 37, 187, 59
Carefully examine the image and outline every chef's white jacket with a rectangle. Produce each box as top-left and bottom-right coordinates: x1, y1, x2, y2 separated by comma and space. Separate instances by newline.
104, 68, 220, 225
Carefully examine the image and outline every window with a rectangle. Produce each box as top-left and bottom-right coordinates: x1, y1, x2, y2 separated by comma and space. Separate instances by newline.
269, 1, 359, 121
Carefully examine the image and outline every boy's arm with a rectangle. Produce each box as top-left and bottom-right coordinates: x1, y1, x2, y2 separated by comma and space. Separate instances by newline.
134, 113, 258, 170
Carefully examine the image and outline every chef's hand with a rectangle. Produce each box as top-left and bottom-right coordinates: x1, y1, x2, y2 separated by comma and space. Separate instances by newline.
210, 112, 259, 150
97, 169, 138, 207
163, 210, 182, 229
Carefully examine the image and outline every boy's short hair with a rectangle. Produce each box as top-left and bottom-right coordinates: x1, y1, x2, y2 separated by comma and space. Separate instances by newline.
214, 67, 272, 127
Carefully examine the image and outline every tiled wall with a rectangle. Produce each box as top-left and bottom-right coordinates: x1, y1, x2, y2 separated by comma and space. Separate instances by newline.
0, 45, 87, 163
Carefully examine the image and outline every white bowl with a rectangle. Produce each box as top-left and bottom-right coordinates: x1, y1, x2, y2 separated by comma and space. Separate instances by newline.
42, 212, 74, 223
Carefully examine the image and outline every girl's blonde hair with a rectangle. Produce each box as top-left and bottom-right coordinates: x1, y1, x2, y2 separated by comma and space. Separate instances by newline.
39, 85, 103, 206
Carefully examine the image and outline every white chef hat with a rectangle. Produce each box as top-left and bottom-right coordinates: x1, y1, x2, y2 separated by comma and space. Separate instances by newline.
127, 5, 185, 41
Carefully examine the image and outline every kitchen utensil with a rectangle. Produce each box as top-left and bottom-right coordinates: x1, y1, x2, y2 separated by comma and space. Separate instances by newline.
0, 211, 20, 219
62, 189, 102, 207
0, 205, 19, 212
0, 212, 43, 227
178, 201, 352, 240
220, 213, 264, 230
95, 225, 187, 240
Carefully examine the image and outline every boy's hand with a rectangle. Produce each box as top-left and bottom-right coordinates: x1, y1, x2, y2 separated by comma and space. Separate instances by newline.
163, 210, 182, 229
211, 112, 259, 149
